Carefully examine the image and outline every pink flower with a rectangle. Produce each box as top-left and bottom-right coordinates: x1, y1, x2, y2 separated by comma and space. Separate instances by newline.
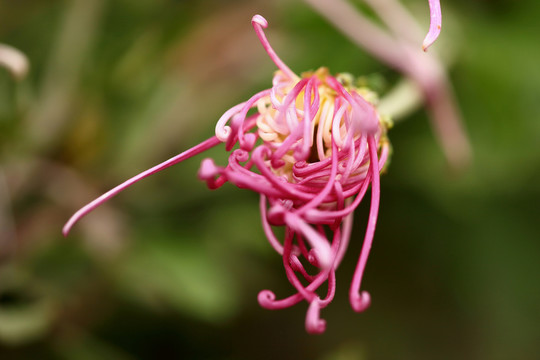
64, 14, 391, 334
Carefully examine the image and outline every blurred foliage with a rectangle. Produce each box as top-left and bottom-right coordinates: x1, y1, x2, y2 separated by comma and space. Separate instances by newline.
0, 0, 539, 359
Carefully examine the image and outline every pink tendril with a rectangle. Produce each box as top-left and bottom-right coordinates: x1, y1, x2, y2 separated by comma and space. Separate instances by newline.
252, 15, 298, 80
349, 135, 380, 312
306, 298, 327, 334
62, 136, 221, 236
423, 0, 442, 51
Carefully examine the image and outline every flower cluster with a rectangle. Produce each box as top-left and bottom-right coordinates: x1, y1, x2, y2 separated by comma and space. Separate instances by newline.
64, 14, 391, 334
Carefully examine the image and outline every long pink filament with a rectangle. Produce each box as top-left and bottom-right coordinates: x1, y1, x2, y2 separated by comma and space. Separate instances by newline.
62, 136, 221, 236
349, 135, 380, 312
251, 15, 298, 80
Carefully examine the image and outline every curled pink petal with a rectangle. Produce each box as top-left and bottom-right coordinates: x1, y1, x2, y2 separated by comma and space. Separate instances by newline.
423, 0, 442, 51
252, 15, 298, 80
350, 290, 371, 313
197, 158, 220, 181
349, 135, 380, 312
305, 298, 326, 334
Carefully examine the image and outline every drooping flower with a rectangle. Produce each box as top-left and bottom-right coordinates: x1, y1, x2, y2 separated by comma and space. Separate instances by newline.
63, 14, 391, 334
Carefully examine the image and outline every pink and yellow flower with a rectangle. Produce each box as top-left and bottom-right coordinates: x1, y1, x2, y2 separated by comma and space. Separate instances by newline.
64, 14, 391, 334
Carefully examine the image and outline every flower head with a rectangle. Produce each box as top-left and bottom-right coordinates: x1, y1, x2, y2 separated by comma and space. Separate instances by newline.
64, 15, 391, 334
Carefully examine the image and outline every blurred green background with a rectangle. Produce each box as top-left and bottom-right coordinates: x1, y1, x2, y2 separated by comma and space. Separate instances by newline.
0, 0, 539, 359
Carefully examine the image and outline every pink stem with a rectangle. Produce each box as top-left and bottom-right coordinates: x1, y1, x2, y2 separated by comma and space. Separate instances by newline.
305, 0, 471, 169
303, 0, 406, 73
362, 0, 424, 44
